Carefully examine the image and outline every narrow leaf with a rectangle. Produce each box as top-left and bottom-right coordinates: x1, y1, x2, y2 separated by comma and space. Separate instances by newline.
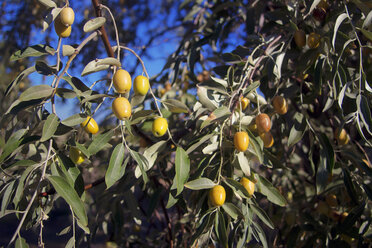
215, 211, 228, 247
257, 175, 286, 206
332, 13, 348, 49
0, 129, 27, 164
96, 57, 121, 67
288, 112, 307, 147
41, 113, 60, 142
250, 204, 274, 229
83, 17, 106, 33
81, 59, 110, 76
10, 44, 55, 61
38, 0, 57, 8
162, 99, 190, 113
184, 178, 216, 190
222, 203, 242, 220
87, 130, 114, 155
237, 152, 250, 176
175, 147, 190, 196
5, 66, 36, 96
15, 237, 29, 248
62, 113, 87, 127
19, 85, 53, 102
357, 95, 372, 136
105, 144, 125, 189
62, 45, 76, 57
48, 175, 88, 226
129, 149, 149, 183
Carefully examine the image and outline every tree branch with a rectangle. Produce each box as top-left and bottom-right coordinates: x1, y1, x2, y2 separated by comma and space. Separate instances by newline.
91, 0, 115, 58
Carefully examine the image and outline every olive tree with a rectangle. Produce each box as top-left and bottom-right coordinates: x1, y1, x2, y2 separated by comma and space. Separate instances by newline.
0, 0, 371, 247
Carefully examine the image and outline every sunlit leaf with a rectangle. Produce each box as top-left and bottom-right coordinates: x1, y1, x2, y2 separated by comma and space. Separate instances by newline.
332, 13, 348, 50
83, 17, 106, 33
38, 0, 57, 8
41, 113, 60, 142
62, 113, 87, 127
237, 152, 250, 176
81, 59, 110, 76
62, 45, 76, 57
162, 99, 190, 113
130, 149, 149, 183
96, 57, 121, 67
184, 178, 216, 190
18, 85, 54, 102
222, 203, 242, 220
87, 130, 114, 155
106, 143, 126, 189
15, 236, 29, 248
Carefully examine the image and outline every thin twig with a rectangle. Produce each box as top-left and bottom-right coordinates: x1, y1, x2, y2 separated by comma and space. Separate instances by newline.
7, 139, 54, 247
229, 35, 282, 113
100, 4, 120, 61
52, 31, 100, 92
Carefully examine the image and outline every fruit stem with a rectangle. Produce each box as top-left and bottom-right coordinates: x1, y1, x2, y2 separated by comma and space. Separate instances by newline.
120, 45, 163, 117
217, 120, 227, 184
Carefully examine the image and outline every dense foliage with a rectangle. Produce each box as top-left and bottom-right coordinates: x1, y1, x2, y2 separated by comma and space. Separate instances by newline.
1, 0, 372, 247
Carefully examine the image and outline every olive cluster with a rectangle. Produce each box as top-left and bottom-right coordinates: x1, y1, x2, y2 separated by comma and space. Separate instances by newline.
54, 7, 75, 38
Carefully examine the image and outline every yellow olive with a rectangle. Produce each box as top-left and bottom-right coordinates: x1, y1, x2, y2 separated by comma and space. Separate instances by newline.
133, 75, 150, 95
113, 69, 132, 93
209, 185, 226, 207
255, 113, 271, 133
112, 97, 131, 120
60, 7, 75, 26
335, 128, 349, 145
69, 147, 85, 165
325, 194, 338, 207
54, 16, 72, 38
272, 95, 288, 115
339, 212, 348, 222
234, 131, 249, 152
240, 177, 255, 196
81, 117, 99, 134
307, 32, 321, 49
294, 29, 306, 48
240, 97, 250, 110
259, 132, 274, 148
152, 117, 168, 137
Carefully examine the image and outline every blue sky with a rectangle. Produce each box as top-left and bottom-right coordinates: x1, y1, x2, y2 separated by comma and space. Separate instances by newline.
24, 1, 183, 121
11, 0, 249, 123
